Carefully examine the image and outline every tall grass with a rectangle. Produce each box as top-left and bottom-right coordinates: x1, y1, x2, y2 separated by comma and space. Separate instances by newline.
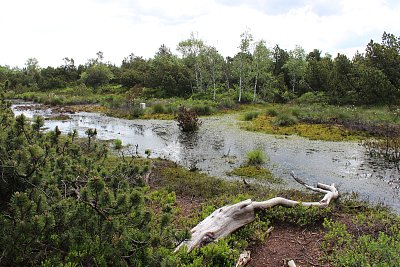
273, 113, 298, 126
246, 149, 266, 166
243, 111, 260, 121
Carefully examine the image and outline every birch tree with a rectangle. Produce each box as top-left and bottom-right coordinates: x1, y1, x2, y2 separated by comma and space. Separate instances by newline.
177, 33, 205, 92
202, 45, 224, 100
283, 45, 308, 93
251, 40, 272, 102
237, 30, 253, 102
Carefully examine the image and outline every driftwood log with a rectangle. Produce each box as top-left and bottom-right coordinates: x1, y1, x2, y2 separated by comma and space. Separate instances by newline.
175, 172, 339, 252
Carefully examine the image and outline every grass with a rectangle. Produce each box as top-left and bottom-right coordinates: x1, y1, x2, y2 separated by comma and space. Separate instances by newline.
243, 111, 260, 121
243, 114, 367, 141
227, 165, 281, 183
246, 149, 267, 166
273, 112, 298, 126
237, 103, 399, 141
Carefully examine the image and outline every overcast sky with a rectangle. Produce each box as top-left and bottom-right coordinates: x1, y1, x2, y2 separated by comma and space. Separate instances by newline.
1, 0, 399, 68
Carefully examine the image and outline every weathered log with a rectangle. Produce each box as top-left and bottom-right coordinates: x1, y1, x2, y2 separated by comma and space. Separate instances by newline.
235, 250, 251, 267
175, 172, 339, 252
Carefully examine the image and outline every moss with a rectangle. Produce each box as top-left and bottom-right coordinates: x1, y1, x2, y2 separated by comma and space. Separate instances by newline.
141, 113, 175, 120
243, 115, 366, 141
44, 114, 70, 121
227, 165, 281, 183
67, 105, 108, 113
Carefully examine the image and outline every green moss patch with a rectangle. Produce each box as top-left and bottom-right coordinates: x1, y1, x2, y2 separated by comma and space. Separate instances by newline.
243, 115, 366, 141
227, 165, 281, 183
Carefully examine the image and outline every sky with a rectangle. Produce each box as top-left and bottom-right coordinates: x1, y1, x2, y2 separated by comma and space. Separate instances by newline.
1, 0, 399, 68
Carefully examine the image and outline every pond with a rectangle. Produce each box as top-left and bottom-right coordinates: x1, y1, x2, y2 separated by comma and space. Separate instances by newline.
11, 101, 400, 212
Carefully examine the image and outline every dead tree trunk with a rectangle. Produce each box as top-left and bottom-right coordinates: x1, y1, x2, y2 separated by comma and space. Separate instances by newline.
175, 172, 339, 252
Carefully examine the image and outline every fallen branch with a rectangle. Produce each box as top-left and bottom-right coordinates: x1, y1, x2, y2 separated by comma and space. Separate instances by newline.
235, 250, 251, 267
175, 172, 339, 252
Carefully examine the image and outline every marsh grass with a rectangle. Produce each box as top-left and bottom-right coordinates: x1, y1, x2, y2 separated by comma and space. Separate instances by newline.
243, 111, 260, 121
273, 112, 298, 126
246, 149, 266, 166
227, 165, 281, 183
244, 115, 367, 141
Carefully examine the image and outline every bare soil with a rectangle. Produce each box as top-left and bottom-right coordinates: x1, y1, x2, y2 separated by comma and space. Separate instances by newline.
248, 224, 327, 267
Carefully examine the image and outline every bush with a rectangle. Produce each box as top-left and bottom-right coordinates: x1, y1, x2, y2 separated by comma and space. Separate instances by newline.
322, 218, 400, 266
152, 103, 166, 114
295, 92, 328, 104
243, 111, 260, 121
192, 104, 214, 116
265, 108, 278, 117
246, 149, 266, 166
273, 113, 298, 126
176, 106, 201, 132
131, 106, 144, 118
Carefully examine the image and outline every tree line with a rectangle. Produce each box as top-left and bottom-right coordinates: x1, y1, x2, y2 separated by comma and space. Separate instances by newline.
0, 31, 399, 105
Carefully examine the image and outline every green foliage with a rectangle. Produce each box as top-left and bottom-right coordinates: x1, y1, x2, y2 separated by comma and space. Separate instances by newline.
265, 107, 278, 116
177, 240, 239, 267
131, 106, 144, 118
80, 64, 114, 90
322, 217, 400, 266
261, 205, 332, 227
295, 92, 328, 104
0, 98, 182, 266
246, 149, 266, 166
227, 165, 281, 183
2, 31, 400, 106
273, 112, 299, 126
243, 111, 260, 121
152, 103, 166, 114
113, 139, 123, 150
191, 104, 214, 116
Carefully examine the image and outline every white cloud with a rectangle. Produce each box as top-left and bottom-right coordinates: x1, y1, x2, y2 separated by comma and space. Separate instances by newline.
0, 0, 399, 67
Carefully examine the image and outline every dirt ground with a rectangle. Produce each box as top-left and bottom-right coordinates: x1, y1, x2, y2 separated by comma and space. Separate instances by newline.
248, 224, 327, 267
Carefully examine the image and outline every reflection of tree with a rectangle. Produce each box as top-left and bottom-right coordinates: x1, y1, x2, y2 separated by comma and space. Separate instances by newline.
132, 124, 144, 136
178, 131, 200, 170
178, 131, 199, 150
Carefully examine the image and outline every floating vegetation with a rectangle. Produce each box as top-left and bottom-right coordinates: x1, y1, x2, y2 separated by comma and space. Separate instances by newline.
45, 114, 71, 121
243, 115, 365, 141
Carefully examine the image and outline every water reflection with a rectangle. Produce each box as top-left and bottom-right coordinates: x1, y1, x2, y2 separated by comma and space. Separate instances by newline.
10, 101, 400, 212
178, 131, 199, 150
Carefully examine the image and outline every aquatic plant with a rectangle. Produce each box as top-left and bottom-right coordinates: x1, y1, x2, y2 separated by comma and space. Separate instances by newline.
246, 149, 266, 166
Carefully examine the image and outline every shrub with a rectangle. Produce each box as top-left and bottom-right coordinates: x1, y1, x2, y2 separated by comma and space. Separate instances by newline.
152, 103, 166, 114
192, 104, 214, 116
266, 108, 278, 117
273, 113, 298, 126
114, 139, 122, 150
295, 92, 328, 104
246, 149, 266, 166
243, 111, 260, 121
218, 97, 236, 109
176, 106, 201, 132
131, 106, 144, 118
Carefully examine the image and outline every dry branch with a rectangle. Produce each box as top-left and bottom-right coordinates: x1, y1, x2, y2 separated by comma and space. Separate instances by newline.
175, 172, 339, 252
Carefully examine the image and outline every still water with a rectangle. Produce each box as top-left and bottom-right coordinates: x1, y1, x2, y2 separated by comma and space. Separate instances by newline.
11, 101, 400, 212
